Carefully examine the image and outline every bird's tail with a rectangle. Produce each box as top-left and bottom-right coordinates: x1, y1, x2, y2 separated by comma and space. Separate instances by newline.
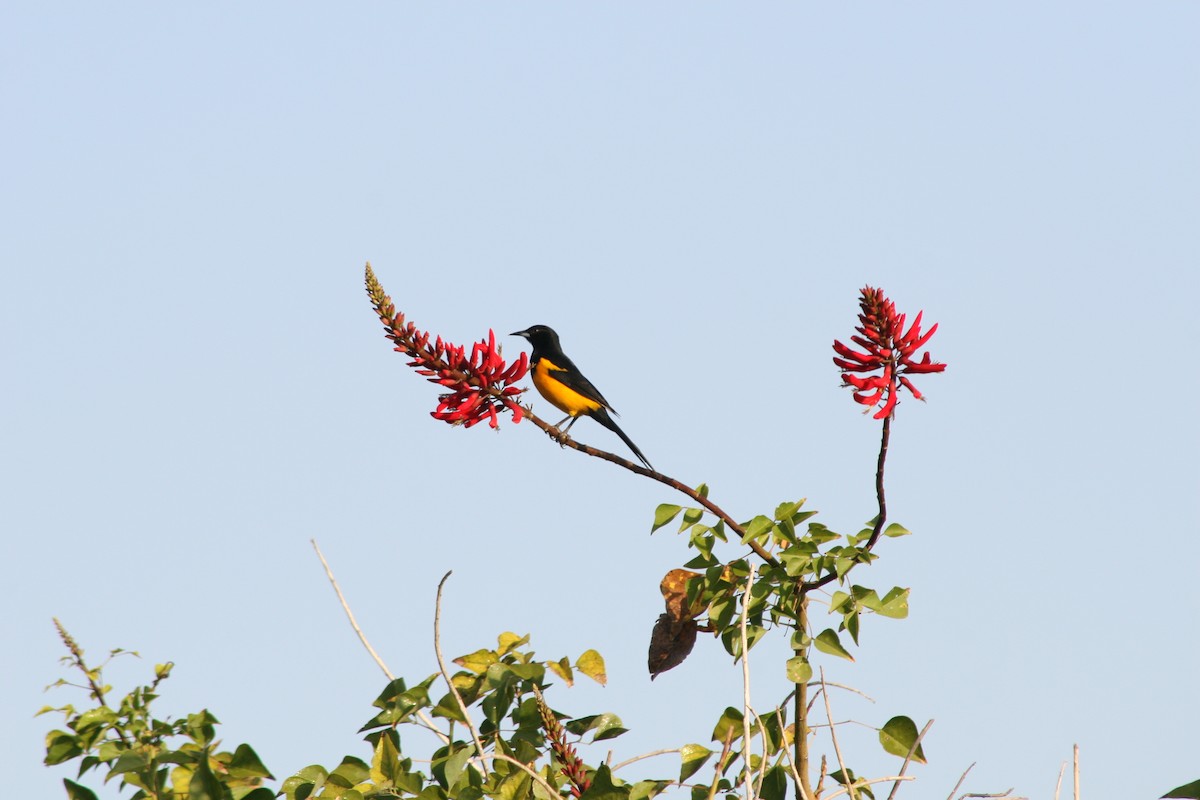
592, 407, 654, 471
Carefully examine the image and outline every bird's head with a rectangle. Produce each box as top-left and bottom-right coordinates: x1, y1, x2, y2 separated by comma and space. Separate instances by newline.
510, 325, 561, 353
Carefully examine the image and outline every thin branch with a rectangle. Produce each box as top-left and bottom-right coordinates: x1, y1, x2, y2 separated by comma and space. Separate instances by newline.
820, 668, 857, 800
312, 539, 394, 680
1053, 761, 1065, 800
885, 718, 933, 800
609, 748, 681, 773
522, 408, 779, 566
1072, 744, 1079, 800
771, 707, 805, 797
433, 571, 486, 760
741, 564, 758, 800
823, 776, 914, 800
479, 752, 562, 800
957, 791, 1023, 800
803, 414, 891, 595
52, 619, 129, 746
311, 539, 449, 744
814, 681, 875, 703
707, 728, 737, 800
947, 763, 975, 800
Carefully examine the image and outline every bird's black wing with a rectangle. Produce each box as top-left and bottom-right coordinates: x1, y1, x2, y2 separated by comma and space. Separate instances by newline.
542, 355, 617, 414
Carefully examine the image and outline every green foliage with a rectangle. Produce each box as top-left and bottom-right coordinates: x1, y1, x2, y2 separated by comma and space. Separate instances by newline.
40, 633, 273, 800
1164, 779, 1200, 799
44, 627, 678, 800
878, 716, 927, 764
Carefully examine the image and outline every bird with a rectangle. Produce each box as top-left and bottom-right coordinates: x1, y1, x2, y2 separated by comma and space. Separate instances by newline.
510, 325, 653, 470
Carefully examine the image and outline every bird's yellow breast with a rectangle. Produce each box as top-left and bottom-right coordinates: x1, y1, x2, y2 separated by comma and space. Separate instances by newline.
532, 359, 602, 417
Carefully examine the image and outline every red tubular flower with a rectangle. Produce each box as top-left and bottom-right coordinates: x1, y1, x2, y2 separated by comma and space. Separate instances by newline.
832, 286, 946, 419
365, 264, 529, 429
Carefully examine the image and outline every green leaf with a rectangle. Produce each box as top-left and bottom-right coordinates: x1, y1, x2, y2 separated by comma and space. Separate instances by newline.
497, 631, 530, 654
579, 765, 629, 800
443, 744, 475, 790
370, 732, 401, 785
741, 515, 774, 544
814, 629, 855, 661
1164, 779, 1200, 799
680, 507, 704, 529
710, 707, 744, 743
829, 769, 874, 800
577, 649, 607, 685
695, 483, 710, 499
879, 716, 927, 764
678, 744, 712, 783
651, 504, 683, 533
628, 780, 670, 800
759, 765, 788, 800
546, 657, 574, 687
785, 656, 812, 684
238, 791, 278, 800
853, 586, 882, 611
62, 779, 99, 800
329, 756, 371, 787
844, 609, 860, 644
228, 744, 273, 780
106, 749, 149, 779
74, 707, 116, 731
44, 731, 82, 766
884, 523, 911, 538
876, 587, 910, 619
774, 501, 800, 521
188, 752, 224, 800
455, 649, 498, 675
565, 712, 626, 741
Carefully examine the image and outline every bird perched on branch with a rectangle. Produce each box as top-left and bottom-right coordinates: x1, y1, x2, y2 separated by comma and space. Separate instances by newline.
511, 325, 653, 470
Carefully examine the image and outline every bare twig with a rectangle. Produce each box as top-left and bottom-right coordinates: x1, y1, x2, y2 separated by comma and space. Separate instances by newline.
947, 763, 975, 800
1053, 761, 1065, 800
433, 571, 486, 760
824, 776, 915, 799
480, 752, 562, 799
707, 728, 737, 800
312, 540, 394, 679
1073, 744, 1079, 800
815, 681, 875, 703
522, 408, 779, 566
885, 719, 933, 800
821, 668, 857, 800
771, 707, 805, 797
311, 539, 449, 744
957, 792, 1025, 800
740, 564, 758, 800
803, 415, 891, 595
609, 748, 681, 773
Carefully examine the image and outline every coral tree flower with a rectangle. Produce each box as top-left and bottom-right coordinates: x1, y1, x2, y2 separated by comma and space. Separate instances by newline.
365, 264, 529, 429
833, 286, 946, 420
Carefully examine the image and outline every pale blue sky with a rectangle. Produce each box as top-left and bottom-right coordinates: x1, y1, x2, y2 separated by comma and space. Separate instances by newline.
3, 4, 1198, 799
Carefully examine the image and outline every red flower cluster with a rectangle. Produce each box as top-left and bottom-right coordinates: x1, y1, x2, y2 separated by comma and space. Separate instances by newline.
366, 264, 529, 429
833, 286, 946, 419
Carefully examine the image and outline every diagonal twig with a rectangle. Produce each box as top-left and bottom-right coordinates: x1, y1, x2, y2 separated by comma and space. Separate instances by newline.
886, 718, 933, 800
311, 539, 448, 743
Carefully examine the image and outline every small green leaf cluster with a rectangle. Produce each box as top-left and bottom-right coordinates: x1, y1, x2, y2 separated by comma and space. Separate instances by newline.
40, 657, 273, 800
651, 488, 927, 789
651, 493, 912, 671
280, 633, 637, 800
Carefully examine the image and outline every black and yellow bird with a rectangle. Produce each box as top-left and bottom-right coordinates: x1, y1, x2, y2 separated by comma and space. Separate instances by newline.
511, 325, 653, 470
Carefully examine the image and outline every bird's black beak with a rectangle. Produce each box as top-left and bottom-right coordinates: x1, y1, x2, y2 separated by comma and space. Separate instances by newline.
510, 328, 531, 339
